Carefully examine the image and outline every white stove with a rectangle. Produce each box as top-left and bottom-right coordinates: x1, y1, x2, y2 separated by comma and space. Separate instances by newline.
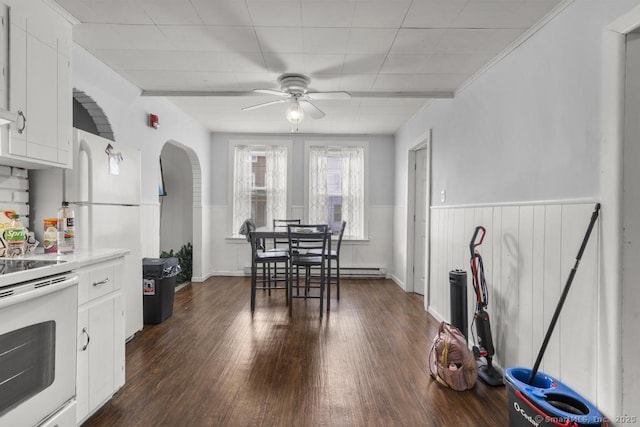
0, 257, 78, 426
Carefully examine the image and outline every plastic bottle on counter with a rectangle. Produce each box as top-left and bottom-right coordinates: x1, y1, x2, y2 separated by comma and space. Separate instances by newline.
57, 201, 75, 254
4, 214, 26, 257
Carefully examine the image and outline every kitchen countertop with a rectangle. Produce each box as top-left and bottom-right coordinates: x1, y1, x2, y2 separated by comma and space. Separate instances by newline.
0, 248, 130, 287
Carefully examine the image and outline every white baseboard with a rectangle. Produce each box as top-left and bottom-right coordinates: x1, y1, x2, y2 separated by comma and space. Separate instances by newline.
389, 273, 406, 291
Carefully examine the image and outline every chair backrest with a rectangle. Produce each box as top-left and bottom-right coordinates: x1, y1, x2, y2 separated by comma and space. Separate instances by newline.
287, 224, 329, 259
335, 221, 347, 255
273, 219, 301, 248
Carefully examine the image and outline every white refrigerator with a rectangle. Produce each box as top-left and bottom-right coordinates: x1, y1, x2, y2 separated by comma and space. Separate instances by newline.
30, 129, 143, 340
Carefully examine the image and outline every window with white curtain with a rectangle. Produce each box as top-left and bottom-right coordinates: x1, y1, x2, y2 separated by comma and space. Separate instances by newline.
307, 142, 366, 239
232, 143, 288, 235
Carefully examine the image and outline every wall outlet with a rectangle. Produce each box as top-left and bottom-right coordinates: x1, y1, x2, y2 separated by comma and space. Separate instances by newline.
440, 190, 446, 203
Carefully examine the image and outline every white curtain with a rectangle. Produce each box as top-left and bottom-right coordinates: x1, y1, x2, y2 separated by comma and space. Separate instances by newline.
341, 146, 364, 239
232, 145, 253, 235
309, 146, 328, 224
265, 146, 287, 226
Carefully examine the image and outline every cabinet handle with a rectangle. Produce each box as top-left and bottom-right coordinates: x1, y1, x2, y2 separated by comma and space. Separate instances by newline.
17, 111, 26, 134
81, 327, 90, 351
93, 277, 110, 286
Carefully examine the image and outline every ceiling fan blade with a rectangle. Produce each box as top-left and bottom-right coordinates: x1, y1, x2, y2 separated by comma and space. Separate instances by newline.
241, 99, 287, 111
301, 100, 326, 119
254, 89, 287, 97
306, 91, 351, 100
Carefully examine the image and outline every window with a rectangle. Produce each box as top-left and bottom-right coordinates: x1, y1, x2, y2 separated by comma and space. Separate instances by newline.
232, 144, 288, 235
307, 144, 366, 239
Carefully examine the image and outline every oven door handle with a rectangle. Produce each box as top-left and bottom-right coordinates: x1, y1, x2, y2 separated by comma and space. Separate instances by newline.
0, 275, 78, 309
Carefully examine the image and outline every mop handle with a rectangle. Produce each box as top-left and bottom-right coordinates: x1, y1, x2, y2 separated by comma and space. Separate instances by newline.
528, 203, 601, 385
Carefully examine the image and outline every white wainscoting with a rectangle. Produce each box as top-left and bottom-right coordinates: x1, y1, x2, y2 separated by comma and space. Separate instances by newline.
140, 202, 160, 258
429, 201, 600, 402
209, 205, 394, 275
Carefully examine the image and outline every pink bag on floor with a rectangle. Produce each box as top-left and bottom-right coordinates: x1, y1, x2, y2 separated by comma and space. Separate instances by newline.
429, 322, 477, 391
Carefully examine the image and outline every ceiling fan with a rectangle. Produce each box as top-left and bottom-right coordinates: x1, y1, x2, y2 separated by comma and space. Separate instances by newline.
241, 73, 351, 125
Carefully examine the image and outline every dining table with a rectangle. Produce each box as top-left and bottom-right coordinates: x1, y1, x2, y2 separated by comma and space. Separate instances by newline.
248, 230, 333, 310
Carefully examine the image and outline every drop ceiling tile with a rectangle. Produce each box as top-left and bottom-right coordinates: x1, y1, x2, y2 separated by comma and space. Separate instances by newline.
56, 0, 152, 24
190, 0, 253, 26
341, 54, 386, 73
436, 28, 526, 54
421, 53, 491, 74
407, 73, 470, 91
255, 27, 304, 53
263, 53, 305, 73
141, 0, 203, 25
246, 1, 302, 27
507, 1, 562, 27
346, 28, 397, 54
92, 49, 218, 71
303, 28, 350, 54
159, 26, 262, 52
454, 1, 522, 28
301, 1, 356, 27
372, 74, 413, 91
389, 29, 445, 54
380, 55, 431, 74
124, 70, 238, 91
339, 74, 378, 91
351, 1, 411, 28
233, 74, 281, 91
73, 24, 172, 50
403, 1, 467, 28
304, 54, 345, 74
306, 74, 342, 91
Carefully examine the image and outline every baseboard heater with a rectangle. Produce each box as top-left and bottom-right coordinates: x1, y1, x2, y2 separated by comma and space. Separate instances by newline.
242, 266, 386, 278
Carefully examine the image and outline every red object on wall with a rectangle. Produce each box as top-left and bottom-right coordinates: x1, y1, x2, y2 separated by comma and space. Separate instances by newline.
149, 113, 159, 129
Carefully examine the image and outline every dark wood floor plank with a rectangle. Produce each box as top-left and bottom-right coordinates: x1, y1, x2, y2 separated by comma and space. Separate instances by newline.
84, 277, 508, 427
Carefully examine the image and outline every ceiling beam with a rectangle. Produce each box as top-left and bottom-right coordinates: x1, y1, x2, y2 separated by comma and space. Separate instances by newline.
140, 90, 454, 99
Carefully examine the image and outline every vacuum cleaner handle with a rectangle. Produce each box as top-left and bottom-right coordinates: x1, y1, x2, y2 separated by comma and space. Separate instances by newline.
528, 203, 601, 385
470, 226, 486, 255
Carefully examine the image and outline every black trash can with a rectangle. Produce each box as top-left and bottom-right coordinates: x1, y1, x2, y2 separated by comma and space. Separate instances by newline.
143, 257, 181, 324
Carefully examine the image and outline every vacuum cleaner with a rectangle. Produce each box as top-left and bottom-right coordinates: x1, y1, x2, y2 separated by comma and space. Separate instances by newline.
469, 226, 503, 386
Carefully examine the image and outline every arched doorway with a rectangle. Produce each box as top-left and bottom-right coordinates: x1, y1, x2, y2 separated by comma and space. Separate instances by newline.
159, 141, 203, 283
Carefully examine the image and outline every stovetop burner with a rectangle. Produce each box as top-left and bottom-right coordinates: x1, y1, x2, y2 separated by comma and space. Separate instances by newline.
0, 259, 65, 275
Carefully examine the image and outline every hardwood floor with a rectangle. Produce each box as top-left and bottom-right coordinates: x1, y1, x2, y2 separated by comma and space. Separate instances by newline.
84, 277, 508, 426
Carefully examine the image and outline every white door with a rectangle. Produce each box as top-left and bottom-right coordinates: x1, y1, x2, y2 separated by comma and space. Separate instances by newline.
412, 148, 428, 295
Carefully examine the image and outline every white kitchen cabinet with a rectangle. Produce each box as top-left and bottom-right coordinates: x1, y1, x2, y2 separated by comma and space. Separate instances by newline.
76, 258, 125, 425
0, 0, 72, 168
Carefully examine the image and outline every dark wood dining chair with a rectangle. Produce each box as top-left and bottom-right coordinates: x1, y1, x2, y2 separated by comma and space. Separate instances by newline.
309, 220, 346, 307
286, 224, 330, 317
249, 231, 289, 312
266, 219, 301, 284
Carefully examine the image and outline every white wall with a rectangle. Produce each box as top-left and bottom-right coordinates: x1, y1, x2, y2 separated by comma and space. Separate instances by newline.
622, 30, 640, 422
72, 44, 213, 276
393, 0, 640, 419
159, 143, 193, 254
209, 132, 394, 275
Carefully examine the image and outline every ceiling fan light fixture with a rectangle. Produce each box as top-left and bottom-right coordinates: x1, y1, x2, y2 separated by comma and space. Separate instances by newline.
286, 99, 304, 124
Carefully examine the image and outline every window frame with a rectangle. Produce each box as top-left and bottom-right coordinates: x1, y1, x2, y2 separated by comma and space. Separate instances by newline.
228, 139, 293, 236
303, 140, 369, 240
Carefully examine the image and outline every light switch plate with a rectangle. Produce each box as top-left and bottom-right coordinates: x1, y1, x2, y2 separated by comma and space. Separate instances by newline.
440, 190, 446, 203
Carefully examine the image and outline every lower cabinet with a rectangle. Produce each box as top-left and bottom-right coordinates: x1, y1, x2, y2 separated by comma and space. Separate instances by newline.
75, 258, 125, 425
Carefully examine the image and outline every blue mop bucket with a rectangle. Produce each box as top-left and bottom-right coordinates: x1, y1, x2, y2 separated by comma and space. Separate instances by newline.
505, 367, 606, 427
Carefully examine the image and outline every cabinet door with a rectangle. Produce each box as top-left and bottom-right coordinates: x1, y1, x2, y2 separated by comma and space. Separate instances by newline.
76, 307, 90, 424
57, 47, 71, 166
25, 32, 58, 162
88, 297, 115, 411
8, 16, 26, 156
113, 294, 125, 389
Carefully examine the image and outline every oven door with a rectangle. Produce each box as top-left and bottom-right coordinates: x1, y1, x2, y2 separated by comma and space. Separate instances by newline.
0, 274, 78, 426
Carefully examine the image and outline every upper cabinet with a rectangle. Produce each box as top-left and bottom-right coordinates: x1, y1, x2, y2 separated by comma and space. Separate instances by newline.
0, 0, 72, 169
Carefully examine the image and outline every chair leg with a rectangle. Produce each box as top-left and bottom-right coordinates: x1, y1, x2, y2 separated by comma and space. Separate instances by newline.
336, 257, 340, 300
319, 265, 324, 317
326, 256, 331, 312
251, 262, 257, 312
